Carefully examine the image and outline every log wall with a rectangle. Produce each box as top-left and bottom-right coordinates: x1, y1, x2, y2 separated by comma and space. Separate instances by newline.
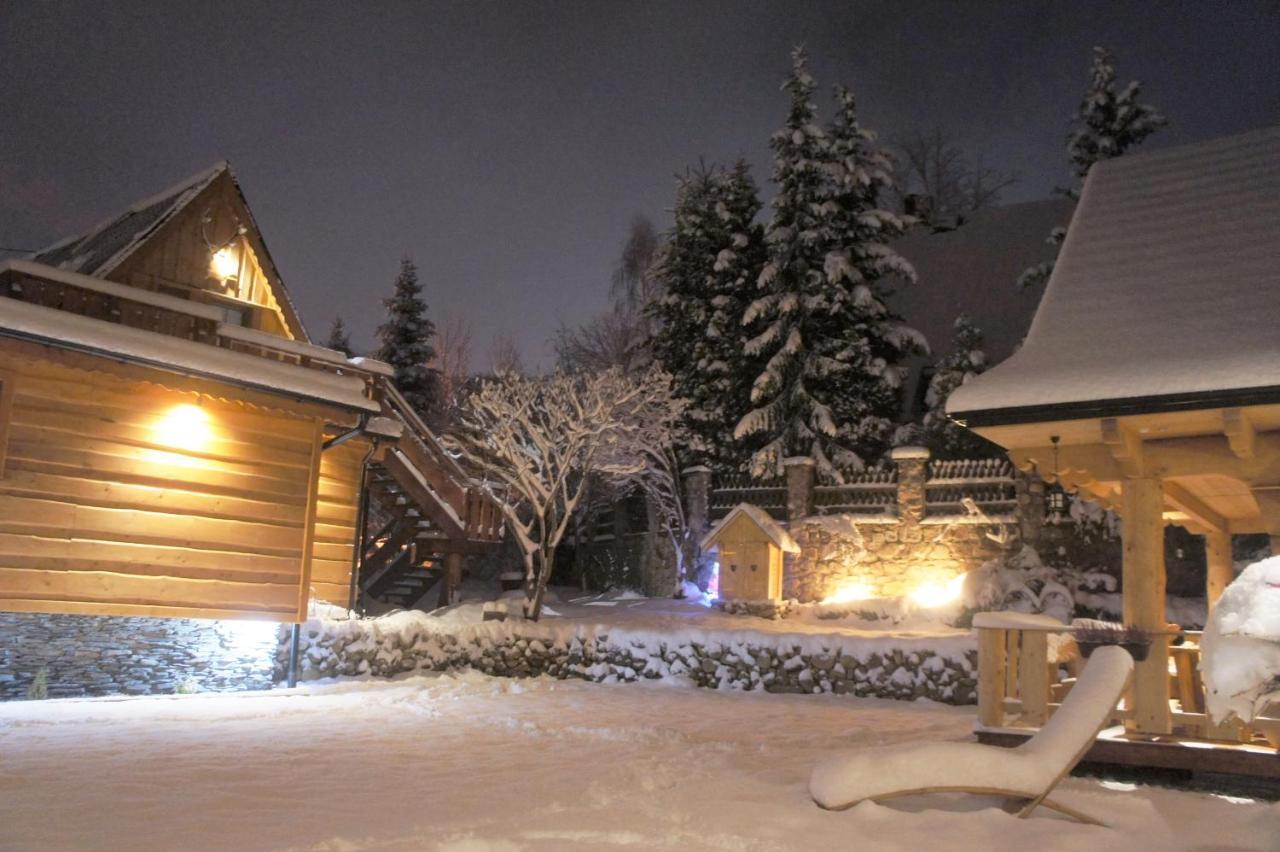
0, 348, 365, 621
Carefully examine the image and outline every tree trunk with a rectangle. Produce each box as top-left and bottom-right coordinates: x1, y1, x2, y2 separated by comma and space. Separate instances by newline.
523, 546, 556, 621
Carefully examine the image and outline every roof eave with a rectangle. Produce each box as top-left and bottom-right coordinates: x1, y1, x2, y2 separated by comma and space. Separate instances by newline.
952, 385, 1280, 429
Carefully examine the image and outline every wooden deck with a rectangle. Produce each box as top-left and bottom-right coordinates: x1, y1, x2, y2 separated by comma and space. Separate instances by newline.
978, 725, 1280, 783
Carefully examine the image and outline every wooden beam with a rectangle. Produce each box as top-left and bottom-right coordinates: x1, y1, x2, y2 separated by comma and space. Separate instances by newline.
1223, 408, 1256, 460
1163, 480, 1227, 533
1102, 419, 1146, 477
1121, 476, 1171, 736
977, 628, 1007, 728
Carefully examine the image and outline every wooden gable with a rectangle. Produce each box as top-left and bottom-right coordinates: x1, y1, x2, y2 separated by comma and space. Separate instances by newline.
107, 169, 308, 341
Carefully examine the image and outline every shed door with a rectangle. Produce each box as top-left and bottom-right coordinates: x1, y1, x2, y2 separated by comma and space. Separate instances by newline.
741, 542, 770, 600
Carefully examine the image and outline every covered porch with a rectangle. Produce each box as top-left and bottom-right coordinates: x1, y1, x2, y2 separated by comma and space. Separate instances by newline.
947, 127, 1280, 780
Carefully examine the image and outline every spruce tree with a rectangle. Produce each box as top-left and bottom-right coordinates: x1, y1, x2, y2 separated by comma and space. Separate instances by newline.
735, 50, 925, 482
922, 315, 1000, 459
1019, 46, 1165, 290
325, 316, 353, 357
650, 161, 765, 473
376, 257, 442, 420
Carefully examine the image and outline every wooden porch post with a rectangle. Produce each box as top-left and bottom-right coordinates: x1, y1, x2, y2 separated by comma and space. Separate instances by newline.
438, 551, 464, 608
1123, 477, 1171, 735
1205, 529, 1232, 615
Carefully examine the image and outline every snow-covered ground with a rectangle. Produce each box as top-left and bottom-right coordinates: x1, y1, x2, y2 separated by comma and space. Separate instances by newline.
2, 671, 1276, 851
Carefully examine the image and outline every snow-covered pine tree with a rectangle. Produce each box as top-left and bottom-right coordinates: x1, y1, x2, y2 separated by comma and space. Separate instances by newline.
922, 314, 1000, 459
1019, 46, 1165, 290
650, 161, 765, 472
376, 257, 442, 420
735, 50, 925, 482
325, 315, 353, 357
649, 167, 719, 460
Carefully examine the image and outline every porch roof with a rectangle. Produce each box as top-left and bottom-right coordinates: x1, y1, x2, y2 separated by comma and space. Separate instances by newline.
949, 126, 1280, 427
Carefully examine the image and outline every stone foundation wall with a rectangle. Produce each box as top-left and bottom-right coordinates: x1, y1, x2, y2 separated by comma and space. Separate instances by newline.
274, 616, 978, 705
0, 612, 278, 700
787, 515, 1014, 603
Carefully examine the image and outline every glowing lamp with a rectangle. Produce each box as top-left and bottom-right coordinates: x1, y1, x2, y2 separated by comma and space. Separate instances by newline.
211, 247, 239, 281
151, 404, 215, 453
909, 572, 967, 609
823, 580, 876, 605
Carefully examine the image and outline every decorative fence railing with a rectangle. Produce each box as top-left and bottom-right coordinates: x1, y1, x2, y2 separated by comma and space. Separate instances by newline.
813, 467, 898, 516
925, 458, 1018, 519
701, 452, 1025, 527
708, 476, 787, 521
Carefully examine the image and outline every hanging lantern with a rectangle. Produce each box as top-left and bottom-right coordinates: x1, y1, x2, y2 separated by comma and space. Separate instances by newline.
1046, 435, 1068, 522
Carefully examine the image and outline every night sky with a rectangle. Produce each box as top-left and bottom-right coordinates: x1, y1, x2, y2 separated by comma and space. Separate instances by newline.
2, 1, 1277, 366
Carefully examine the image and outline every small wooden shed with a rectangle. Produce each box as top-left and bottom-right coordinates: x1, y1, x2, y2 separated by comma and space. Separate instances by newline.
701, 503, 798, 602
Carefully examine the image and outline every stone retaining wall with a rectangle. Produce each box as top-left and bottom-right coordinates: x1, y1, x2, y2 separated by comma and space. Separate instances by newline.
274, 615, 978, 705
0, 612, 277, 700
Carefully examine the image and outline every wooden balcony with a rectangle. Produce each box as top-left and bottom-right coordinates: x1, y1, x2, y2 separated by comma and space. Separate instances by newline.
974, 613, 1280, 781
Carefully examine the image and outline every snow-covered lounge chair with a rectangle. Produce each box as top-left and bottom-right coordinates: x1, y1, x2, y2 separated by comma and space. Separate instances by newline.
809, 645, 1133, 826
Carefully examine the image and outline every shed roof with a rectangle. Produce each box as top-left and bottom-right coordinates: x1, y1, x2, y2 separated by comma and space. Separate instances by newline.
948, 126, 1280, 426
701, 503, 801, 554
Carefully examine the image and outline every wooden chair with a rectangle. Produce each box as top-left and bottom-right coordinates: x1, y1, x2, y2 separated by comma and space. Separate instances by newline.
809, 646, 1134, 826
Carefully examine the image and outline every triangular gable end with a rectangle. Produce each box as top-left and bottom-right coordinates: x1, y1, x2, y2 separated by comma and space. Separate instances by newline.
31, 163, 310, 343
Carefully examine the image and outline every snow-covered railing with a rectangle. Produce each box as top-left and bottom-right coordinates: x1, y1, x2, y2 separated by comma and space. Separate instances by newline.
709, 475, 786, 520
925, 458, 1018, 517
814, 467, 898, 515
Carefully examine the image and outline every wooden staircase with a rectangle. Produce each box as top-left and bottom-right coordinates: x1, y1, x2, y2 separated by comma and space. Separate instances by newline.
354, 384, 505, 612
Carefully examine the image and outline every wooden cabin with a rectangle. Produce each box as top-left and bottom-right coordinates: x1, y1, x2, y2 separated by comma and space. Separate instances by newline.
948, 126, 1280, 778
701, 503, 797, 602
0, 163, 501, 624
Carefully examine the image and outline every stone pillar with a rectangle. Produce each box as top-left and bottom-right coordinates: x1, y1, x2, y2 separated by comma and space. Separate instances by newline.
890, 446, 930, 525
783, 457, 816, 522
1121, 476, 1171, 736
1016, 473, 1045, 546
682, 466, 711, 540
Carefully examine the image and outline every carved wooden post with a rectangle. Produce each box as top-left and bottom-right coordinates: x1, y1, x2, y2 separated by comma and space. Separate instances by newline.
890, 446, 930, 526
783, 457, 815, 522
1205, 529, 1232, 615
1122, 476, 1172, 735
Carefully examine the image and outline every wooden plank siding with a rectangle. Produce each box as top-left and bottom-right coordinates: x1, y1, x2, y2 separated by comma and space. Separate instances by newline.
0, 348, 368, 621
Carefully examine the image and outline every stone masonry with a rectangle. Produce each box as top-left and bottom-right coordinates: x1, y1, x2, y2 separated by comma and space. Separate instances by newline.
0, 612, 277, 700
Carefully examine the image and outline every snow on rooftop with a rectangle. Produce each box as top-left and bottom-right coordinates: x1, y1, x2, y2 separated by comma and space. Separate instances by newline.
949, 125, 1280, 420
702, 502, 801, 553
0, 298, 378, 412
30, 162, 228, 277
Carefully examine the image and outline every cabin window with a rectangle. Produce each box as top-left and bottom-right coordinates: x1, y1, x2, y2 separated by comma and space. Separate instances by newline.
0, 371, 14, 478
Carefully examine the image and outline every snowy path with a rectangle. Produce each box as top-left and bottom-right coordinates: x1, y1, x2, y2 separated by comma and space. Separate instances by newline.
0, 673, 1275, 851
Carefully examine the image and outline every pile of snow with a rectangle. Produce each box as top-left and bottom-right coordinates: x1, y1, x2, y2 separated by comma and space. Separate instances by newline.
3, 669, 1277, 850
1201, 556, 1280, 723
811, 646, 1134, 811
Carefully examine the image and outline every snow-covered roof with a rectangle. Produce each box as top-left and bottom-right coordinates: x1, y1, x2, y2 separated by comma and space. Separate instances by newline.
701, 503, 801, 554
949, 126, 1280, 425
28, 161, 312, 343
0, 297, 378, 413
31, 163, 227, 277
